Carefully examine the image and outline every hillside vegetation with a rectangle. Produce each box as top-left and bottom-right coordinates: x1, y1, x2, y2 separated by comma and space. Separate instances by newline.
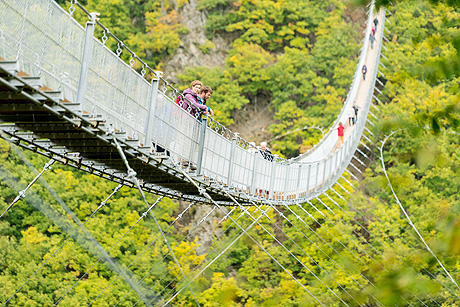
1, 0, 460, 306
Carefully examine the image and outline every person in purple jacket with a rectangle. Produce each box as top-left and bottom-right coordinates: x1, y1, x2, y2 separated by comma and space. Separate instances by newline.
181, 80, 208, 118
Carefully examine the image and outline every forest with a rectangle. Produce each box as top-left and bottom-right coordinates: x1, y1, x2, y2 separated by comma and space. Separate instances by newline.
1, 0, 460, 306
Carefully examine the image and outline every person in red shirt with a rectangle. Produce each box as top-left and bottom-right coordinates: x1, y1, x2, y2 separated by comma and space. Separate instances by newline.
337, 122, 345, 146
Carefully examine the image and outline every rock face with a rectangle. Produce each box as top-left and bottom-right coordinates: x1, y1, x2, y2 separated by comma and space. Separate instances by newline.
163, 0, 230, 83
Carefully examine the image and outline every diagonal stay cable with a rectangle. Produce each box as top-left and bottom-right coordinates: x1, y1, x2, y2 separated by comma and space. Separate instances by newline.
220, 190, 354, 306
380, 131, 460, 292
330, 179, 448, 306
139, 205, 260, 306
323, 166, 445, 307
131, 206, 257, 307
333, 147, 454, 304
339, 144, 451, 306
338, 151, 456, 301
338, 128, 455, 301
314, 195, 428, 307
6, 146, 155, 304
111, 132, 201, 306
165, 169, 326, 307
117, 205, 234, 307
0, 158, 55, 218
53, 196, 163, 306
85, 202, 195, 307
154, 206, 266, 307
277, 203, 384, 305
1, 184, 121, 307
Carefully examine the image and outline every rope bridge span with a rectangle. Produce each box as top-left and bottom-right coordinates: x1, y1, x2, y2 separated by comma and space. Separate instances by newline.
2, 1, 460, 306
0, 0, 383, 206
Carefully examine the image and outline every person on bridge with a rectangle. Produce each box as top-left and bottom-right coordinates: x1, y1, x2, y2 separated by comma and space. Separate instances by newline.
362, 64, 367, 80
369, 32, 375, 49
197, 86, 214, 121
374, 17, 379, 32
337, 122, 345, 146
181, 80, 208, 118
259, 142, 274, 161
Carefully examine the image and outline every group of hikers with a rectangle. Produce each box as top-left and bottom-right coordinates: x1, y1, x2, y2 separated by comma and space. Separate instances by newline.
176, 15, 380, 161
176, 80, 275, 164
362, 17, 379, 81
338, 17, 379, 147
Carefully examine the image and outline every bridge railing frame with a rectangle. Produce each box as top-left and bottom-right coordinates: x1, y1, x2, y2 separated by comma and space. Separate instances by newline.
0, 0, 383, 204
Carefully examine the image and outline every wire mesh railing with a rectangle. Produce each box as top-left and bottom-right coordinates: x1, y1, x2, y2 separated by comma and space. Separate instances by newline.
0, 0, 381, 204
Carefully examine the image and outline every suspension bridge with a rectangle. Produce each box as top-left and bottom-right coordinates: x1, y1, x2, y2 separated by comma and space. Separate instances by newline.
1, 0, 458, 306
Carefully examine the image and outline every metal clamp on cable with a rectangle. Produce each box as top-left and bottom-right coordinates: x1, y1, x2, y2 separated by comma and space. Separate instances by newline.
127, 168, 137, 179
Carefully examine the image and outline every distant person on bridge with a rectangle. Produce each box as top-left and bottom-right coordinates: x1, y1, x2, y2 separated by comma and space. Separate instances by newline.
337, 122, 345, 146
181, 80, 208, 118
362, 64, 367, 80
259, 142, 274, 161
374, 17, 378, 32
348, 106, 355, 126
353, 105, 360, 122
369, 32, 375, 49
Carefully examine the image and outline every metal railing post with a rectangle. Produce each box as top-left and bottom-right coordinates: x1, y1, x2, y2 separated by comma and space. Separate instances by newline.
144, 71, 162, 146
227, 133, 238, 187
314, 162, 320, 192
296, 163, 302, 198
76, 12, 99, 114
269, 155, 278, 199
284, 164, 291, 200
196, 113, 208, 175
306, 164, 312, 197
250, 154, 258, 195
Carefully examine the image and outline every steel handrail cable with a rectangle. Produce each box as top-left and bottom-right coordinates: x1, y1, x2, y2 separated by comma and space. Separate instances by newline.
85, 202, 195, 307
380, 130, 460, 293
165, 169, 326, 307
0, 158, 55, 218
291, 2, 376, 163
53, 196, 164, 306
0, 183, 122, 307
71, 0, 213, 128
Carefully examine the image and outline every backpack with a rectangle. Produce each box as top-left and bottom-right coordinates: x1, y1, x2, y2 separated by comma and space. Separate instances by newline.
175, 95, 182, 106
